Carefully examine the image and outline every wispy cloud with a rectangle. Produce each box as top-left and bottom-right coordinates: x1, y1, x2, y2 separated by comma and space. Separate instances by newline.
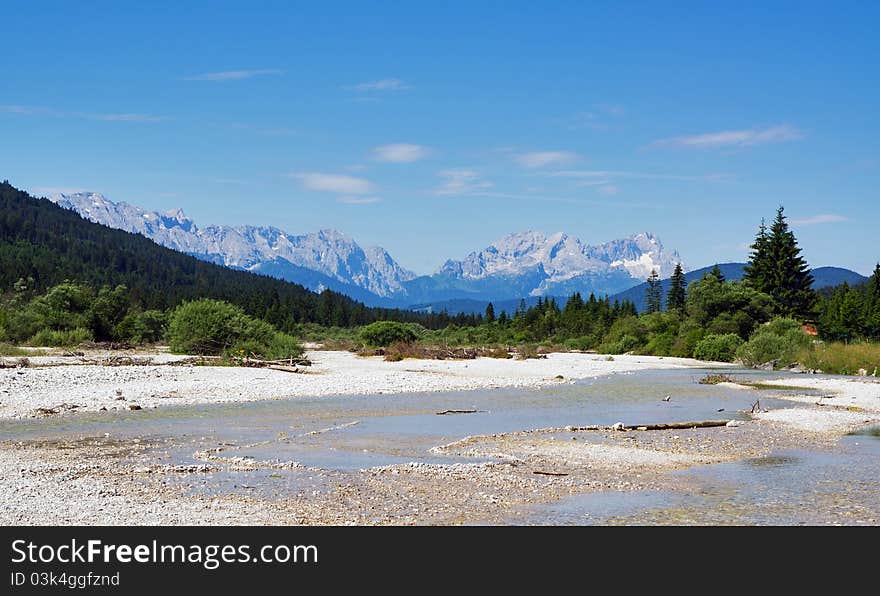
184, 69, 282, 81
650, 125, 804, 149
338, 196, 382, 204
562, 104, 625, 130
373, 143, 429, 163
434, 169, 492, 196
291, 172, 373, 195
351, 78, 409, 92
790, 214, 848, 226
1, 104, 168, 123
597, 185, 619, 196
515, 151, 580, 169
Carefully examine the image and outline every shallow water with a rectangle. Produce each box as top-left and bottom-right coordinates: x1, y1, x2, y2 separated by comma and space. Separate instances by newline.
514, 426, 880, 525
3, 367, 872, 524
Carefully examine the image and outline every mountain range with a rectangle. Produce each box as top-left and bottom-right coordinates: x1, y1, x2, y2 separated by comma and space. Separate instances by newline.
47, 192, 683, 307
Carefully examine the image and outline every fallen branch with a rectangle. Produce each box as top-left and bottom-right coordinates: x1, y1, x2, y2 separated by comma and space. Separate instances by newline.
533, 470, 569, 477
436, 409, 481, 415
620, 420, 731, 431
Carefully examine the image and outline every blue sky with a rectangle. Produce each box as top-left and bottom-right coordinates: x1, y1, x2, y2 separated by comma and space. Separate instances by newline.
2, 1, 878, 274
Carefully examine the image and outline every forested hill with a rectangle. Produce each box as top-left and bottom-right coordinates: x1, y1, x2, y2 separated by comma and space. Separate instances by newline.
613, 262, 867, 312
0, 181, 432, 330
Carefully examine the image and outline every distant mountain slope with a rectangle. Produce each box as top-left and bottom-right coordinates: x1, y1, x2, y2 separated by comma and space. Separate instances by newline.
0, 181, 421, 329
402, 230, 682, 303
611, 263, 868, 312
48, 192, 415, 302
47, 192, 687, 306
413, 263, 868, 315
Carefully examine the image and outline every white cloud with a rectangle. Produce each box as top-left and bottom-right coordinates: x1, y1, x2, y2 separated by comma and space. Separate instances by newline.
373, 143, 429, 163
597, 185, 619, 196
352, 78, 409, 92
338, 196, 382, 204
434, 169, 492, 196
651, 125, 804, 149
292, 172, 373, 195
184, 69, 282, 81
790, 214, 848, 226
515, 151, 579, 169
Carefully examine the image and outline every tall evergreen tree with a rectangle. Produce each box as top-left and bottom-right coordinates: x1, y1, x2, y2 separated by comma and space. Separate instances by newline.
710, 264, 725, 283
743, 218, 770, 289
645, 269, 662, 313
484, 302, 496, 323
667, 263, 687, 312
745, 207, 815, 319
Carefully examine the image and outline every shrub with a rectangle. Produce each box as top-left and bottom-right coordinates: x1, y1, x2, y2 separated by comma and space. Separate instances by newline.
359, 321, 418, 347
736, 318, 811, 367
264, 333, 306, 361
640, 331, 677, 356
564, 335, 596, 351
29, 327, 93, 347
515, 344, 545, 360
167, 299, 299, 359
693, 333, 744, 362
115, 310, 167, 344
598, 334, 641, 355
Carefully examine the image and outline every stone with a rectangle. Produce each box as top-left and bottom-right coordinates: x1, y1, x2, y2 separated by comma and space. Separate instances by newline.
725, 420, 742, 428
611, 422, 625, 431
857, 368, 868, 377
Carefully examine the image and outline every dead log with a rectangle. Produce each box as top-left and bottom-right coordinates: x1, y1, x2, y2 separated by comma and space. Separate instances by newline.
266, 365, 305, 374
436, 409, 480, 415
533, 470, 569, 477
620, 420, 731, 431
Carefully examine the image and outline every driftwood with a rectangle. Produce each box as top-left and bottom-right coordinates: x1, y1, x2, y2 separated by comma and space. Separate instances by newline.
533, 470, 569, 477
621, 420, 731, 431
556, 420, 732, 432
435, 409, 480, 415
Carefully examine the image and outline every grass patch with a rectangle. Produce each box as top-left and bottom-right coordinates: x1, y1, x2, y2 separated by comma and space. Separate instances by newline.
795, 342, 880, 376
0, 343, 30, 356
738, 381, 808, 391
697, 372, 736, 385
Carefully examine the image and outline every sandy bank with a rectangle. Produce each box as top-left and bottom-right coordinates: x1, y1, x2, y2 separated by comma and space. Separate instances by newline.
0, 350, 719, 419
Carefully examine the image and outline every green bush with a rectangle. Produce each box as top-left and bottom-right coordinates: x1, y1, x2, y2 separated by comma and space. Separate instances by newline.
564, 335, 596, 351
641, 331, 677, 356
736, 318, 812, 367
167, 299, 300, 359
264, 333, 306, 361
359, 321, 418, 347
693, 333, 743, 362
115, 310, 167, 344
29, 327, 93, 347
598, 334, 641, 354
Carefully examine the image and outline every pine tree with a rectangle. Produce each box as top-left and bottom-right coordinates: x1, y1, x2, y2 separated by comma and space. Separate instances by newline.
710, 264, 725, 283
745, 207, 815, 319
484, 302, 496, 323
743, 218, 770, 290
645, 269, 662, 313
667, 263, 687, 312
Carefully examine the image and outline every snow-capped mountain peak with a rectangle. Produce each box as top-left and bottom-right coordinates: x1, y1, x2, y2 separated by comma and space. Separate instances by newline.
441, 230, 681, 284
45, 192, 415, 298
